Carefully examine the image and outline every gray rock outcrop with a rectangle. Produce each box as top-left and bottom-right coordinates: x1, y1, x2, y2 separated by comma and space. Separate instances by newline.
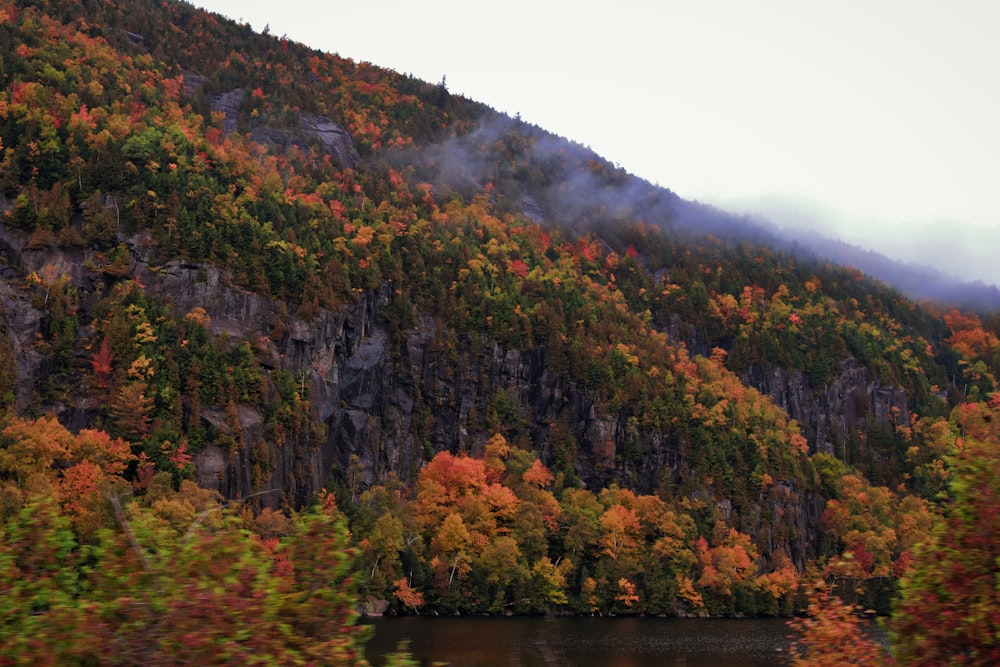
212, 88, 244, 135
743, 359, 909, 458
251, 114, 360, 168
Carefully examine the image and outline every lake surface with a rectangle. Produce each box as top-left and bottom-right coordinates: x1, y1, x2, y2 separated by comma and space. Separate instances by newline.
364, 616, 795, 667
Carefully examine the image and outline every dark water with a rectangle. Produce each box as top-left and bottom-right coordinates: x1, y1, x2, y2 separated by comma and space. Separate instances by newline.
364, 616, 795, 667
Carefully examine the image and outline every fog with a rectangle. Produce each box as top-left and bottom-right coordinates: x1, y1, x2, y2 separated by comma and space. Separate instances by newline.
714, 194, 1000, 288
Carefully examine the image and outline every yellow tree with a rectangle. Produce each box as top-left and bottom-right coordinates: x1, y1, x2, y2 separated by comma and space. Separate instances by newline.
599, 503, 641, 561
430, 512, 472, 591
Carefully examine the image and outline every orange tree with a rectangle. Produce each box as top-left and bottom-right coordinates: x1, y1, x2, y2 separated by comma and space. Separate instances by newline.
788, 583, 887, 667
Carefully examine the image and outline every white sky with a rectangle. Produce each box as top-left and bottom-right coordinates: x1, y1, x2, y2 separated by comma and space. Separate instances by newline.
193, 0, 1000, 287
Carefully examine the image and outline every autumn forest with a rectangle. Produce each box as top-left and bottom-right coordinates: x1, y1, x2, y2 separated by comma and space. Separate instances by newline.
0, 0, 999, 664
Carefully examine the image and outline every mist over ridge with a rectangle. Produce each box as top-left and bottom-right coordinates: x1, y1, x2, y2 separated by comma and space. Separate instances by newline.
393, 110, 1000, 311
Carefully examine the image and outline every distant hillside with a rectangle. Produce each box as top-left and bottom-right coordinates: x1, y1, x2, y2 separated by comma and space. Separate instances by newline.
780, 227, 1000, 310
1, 0, 998, 626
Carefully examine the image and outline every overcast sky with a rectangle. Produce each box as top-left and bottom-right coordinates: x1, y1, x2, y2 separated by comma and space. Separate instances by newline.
193, 0, 1000, 287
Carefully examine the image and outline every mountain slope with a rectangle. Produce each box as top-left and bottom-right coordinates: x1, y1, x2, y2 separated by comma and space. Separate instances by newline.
1, 0, 997, 619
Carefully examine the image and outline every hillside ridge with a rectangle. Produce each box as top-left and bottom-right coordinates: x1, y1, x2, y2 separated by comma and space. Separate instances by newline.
0, 0, 997, 625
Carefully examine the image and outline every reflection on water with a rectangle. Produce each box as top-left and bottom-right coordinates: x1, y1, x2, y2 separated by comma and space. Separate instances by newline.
365, 616, 794, 667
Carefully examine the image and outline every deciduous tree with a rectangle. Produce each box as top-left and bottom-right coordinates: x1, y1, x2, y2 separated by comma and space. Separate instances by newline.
890, 401, 1000, 665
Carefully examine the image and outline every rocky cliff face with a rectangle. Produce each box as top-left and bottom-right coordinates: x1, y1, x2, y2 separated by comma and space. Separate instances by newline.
742, 360, 910, 458
144, 262, 679, 504
249, 115, 361, 169
0, 219, 907, 564
0, 259, 46, 417
0, 221, 680, 502
0, 223, 96, 418
135, 265, 909, 565
134, 259, 387, 506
